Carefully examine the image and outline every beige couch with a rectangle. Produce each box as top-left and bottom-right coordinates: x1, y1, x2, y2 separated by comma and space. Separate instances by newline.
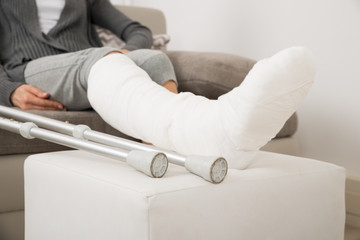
0, 5, 299, 240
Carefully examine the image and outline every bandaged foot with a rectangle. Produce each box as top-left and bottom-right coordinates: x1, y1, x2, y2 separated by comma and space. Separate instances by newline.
88, 47, 316, 169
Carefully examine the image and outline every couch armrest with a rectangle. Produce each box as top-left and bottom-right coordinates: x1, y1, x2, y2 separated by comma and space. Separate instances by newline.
165, 50, 297, 138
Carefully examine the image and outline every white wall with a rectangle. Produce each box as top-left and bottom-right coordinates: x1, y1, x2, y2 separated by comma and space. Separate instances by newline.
133, 0, 360, 176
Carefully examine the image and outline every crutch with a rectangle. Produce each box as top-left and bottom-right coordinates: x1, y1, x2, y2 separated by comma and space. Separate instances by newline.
0, 106, 228, 183
0, 116, 168, 178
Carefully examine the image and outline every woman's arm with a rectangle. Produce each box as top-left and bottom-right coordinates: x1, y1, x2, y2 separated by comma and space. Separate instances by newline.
89, 0, 153, 50
0, 64, 64, 110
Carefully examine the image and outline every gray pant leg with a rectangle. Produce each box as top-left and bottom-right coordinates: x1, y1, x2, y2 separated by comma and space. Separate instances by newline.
24, 47, 118, 110
25, 48, 176, 110
126, 49, 177, 86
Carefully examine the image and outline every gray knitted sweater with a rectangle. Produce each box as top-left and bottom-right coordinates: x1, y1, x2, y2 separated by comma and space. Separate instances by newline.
0, 0, 153, 106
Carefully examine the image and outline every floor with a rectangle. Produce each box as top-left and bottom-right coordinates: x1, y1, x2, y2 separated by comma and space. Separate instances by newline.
345, 225, 360, 240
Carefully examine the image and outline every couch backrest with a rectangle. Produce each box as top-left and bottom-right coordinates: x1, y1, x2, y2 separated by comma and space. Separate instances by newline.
115, 5, 167, 35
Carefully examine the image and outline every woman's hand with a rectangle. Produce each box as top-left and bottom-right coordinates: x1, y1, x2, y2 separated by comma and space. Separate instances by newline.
11, 84, 65, 110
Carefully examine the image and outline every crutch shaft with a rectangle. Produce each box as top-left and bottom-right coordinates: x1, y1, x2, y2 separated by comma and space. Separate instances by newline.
0, 105, 186, 166
0, 117, 127, 160
83, 130, 186, 166
83, 129, 227, 183
0, 106, 73, 135
0, 106, 227, 183
0, 117, 167, 178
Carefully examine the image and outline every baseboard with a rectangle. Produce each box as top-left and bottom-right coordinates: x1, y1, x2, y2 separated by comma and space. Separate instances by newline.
346, 175, 360, 228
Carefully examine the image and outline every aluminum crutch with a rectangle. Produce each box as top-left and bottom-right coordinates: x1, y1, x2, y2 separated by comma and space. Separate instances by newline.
0, 106, 228, 183
0, 116, 168, 178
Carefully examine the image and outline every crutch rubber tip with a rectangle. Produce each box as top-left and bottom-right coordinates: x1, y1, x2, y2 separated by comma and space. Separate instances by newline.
127, 150, 168, 178
185, 156, 228, 184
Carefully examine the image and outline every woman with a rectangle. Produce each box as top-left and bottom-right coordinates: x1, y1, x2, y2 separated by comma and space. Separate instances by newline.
0, 0, 316, 168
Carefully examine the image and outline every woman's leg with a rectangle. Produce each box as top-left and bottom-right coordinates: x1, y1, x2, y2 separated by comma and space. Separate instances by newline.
87, 47, 316, 169
107, 50, 178, 147
24, 48, 177, 110
125, 49, 178, 94
24, 47, 120, 110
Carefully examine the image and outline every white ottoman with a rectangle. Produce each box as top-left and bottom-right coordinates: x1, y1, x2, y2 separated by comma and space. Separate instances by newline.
24, 150, 345, 240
